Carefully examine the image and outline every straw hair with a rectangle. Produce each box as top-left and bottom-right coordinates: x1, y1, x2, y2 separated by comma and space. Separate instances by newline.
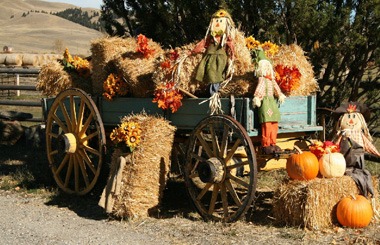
107, 114, 176, 219
272, 176, 379, 229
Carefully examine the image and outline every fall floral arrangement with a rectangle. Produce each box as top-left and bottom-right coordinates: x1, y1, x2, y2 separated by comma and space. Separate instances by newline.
274, 64, 301, 95
102, 73, 128, 100
136, 34, 155, 58
152, 49, 183, 113
63, 48, 91, 78
110, 120, 142, 152
309, 140, 340, 159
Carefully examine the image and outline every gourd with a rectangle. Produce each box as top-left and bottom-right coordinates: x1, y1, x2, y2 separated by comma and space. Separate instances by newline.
286, 146, 319, 180
319, 151, 346, 178
336, 194, 373, 228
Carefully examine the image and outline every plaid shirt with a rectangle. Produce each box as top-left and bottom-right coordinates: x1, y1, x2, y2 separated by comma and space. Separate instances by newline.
254, 76, 283, 99
336, 129, 380, 157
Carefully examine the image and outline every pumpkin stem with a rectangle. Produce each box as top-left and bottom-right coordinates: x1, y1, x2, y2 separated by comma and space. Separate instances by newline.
350, 194, 356, 200
293, 145, 303, 154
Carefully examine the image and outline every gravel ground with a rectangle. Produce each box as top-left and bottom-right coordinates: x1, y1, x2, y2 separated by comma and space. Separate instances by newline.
0, 131, 380, 244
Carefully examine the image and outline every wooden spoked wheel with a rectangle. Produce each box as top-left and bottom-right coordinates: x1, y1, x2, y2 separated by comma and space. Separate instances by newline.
184, 115, 258, 222
45, 88, 106, 195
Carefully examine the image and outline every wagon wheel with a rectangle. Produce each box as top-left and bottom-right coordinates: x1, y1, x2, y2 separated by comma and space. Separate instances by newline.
184, 115, 258, 222
45, 88, 106, 195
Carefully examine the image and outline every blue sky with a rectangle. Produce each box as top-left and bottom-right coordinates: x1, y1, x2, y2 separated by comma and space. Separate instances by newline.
44, 0, 103, 9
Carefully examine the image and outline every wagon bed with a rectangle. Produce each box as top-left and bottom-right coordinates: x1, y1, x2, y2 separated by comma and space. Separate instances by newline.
42, 88, 322, 222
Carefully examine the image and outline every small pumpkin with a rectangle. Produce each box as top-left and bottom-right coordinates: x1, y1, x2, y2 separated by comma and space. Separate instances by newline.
336, 194, 373, 228
286, 146, 319, 180
319, 151, 346, 178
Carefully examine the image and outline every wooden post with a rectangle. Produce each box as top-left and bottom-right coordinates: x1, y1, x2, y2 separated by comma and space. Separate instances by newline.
16, 74, 20, 96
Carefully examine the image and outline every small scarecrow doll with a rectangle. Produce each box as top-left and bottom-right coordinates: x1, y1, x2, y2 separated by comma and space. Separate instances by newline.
252, 50, 286, 154
191, 9, 236, 110
333, 102, 380, 198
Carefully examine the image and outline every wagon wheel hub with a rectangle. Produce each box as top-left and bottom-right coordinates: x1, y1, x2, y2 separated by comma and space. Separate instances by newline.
58, 133, 77, 154
197, 157, 225, 183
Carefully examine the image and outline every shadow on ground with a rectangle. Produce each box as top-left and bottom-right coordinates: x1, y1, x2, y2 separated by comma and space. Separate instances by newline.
0, 138, 274, 225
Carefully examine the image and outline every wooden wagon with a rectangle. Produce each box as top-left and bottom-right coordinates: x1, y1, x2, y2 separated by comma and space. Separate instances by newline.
42, 88, 322, 222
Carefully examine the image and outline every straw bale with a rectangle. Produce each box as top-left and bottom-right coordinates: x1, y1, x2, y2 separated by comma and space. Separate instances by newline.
272, 176, 379, 230
113, 39, 164, 97
36, 60, 72, 96
152, 31, 255, 98
90, 36, 138, 95
272, 44, 319, 96
4, 54, 22, 66
106, 114, 176, 219
22, 54, 39, 67
0, 54, 6, 64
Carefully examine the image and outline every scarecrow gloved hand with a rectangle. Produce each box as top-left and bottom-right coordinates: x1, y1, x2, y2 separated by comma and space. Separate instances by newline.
279, 94, 286, 105
252, 97, 261, 108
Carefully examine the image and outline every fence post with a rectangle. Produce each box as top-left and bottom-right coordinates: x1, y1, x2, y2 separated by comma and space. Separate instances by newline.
16, 74, 20, 96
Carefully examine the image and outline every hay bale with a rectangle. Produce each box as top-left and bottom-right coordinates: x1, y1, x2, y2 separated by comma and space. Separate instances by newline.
113, 38, 164, 97
272, 44, 319, 96
4, 54, 22, 66
272, 176, 379, 230
90, 37, 137, 95
152, 30, 255, 98
100, 114, 176, 219
36, 60, 72, 96
22, 54, 39, 67
0, 54, 6, 64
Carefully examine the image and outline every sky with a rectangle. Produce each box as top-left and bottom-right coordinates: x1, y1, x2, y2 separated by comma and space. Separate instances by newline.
44, 0, 103, 9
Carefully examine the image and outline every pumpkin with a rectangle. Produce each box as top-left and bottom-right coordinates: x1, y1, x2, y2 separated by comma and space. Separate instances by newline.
337, 194, 373, 228
286, 146, 319, 180
319, 151, 346, 178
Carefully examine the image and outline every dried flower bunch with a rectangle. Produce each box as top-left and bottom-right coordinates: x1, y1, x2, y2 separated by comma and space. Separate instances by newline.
274, 64, 301, 95
102, 73, 128, 100
136, 34, 155, 58
153, 81, 183, 113
63, 48, 91, 77
309, 140, 340, 159
110, 120, 142, 152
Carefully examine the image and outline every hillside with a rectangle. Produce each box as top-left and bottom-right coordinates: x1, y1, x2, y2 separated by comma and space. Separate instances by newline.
0, 0, 104, 56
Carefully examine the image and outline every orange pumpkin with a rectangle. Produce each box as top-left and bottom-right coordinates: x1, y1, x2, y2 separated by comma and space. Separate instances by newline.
337, 194, 373, 228
286, 146, 319, 180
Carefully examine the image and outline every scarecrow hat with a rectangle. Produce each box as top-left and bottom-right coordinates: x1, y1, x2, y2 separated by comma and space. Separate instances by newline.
334, 101, 371, 122
211, 9, 235, 27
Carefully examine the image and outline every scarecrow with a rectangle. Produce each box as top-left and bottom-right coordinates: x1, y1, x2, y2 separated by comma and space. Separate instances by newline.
333, 102, 380, 198
190, 9, 236, 113
252, 50, 286, 154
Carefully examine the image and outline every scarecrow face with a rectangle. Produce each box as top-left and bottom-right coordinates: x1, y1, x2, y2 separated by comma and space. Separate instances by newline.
340, 112, 362, 130
211, 17, 227, 35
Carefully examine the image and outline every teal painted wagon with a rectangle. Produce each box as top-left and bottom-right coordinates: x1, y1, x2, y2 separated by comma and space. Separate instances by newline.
42, 88, 322, 222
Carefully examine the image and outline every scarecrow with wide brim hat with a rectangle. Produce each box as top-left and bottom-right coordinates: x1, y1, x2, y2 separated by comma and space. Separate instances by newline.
333, 101, 380, 198
252, 49, 286, 154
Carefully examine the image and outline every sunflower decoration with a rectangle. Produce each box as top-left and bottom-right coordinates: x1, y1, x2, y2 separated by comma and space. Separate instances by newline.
274, 64, 301, 95
110, 121, 142, 152
245, 36, 260, 51
102, 73, 128, 100
245, 36, 279, 59
309, 140, 340, 159
136, 34, 155, 58
153, 81, 183, 113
